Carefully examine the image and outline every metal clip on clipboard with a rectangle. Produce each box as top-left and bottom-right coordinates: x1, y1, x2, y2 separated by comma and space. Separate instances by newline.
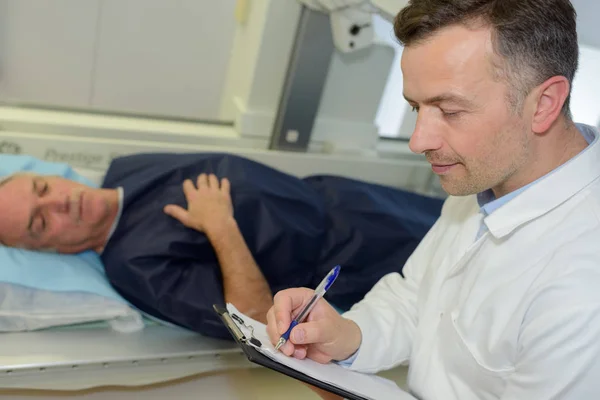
215, 305, 262, 348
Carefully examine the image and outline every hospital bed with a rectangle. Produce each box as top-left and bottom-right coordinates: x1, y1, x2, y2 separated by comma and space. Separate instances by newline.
0, 159, 417, 400
0, 165, 255, 396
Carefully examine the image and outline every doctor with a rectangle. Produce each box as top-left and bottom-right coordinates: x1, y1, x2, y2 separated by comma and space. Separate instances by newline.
267, 0, 600, 399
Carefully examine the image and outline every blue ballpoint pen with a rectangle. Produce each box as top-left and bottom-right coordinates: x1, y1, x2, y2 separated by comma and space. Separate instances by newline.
275, 265, 341, 351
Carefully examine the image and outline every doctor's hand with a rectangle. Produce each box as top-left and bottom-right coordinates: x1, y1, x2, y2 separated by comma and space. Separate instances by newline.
164, 173, 233, 236
266, 288, 362, 364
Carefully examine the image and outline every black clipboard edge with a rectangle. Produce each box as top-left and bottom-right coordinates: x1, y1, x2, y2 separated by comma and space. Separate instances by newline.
213, 304, 368, 400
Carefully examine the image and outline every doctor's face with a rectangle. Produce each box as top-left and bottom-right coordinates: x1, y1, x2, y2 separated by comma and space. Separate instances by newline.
0, 174, 118, 254
402, 24, 532, 197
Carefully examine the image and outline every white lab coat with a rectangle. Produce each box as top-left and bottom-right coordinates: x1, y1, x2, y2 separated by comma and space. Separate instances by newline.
343, 124, 600, 400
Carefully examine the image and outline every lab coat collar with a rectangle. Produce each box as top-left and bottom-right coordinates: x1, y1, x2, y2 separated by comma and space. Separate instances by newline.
483, 124, 600, 239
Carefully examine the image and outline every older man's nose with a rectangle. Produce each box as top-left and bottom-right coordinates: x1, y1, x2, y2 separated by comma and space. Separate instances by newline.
38, 194, 68, 212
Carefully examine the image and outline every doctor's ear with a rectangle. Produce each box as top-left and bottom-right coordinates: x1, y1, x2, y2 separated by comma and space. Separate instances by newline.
531, 76, 570, 134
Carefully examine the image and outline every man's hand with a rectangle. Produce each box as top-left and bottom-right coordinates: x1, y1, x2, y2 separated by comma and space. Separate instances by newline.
266, 288, 362, 364
164, 173, 233, 236
165, 172, 273, 323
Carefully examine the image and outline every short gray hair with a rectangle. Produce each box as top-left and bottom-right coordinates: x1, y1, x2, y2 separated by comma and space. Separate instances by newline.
394, 0, 579, 118
0, 171, 37, 188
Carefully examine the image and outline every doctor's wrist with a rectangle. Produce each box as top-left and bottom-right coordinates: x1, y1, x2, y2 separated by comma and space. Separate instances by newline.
334, 318, 362, 362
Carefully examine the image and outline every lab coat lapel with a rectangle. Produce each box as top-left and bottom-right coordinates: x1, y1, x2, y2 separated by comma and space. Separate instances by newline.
484, 125, 600, 239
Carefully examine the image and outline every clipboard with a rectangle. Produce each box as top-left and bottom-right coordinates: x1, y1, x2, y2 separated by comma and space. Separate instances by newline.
213, 304, 369, 400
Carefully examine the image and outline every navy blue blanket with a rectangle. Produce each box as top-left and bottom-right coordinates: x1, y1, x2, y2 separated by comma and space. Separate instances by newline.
101, 153, 443, 339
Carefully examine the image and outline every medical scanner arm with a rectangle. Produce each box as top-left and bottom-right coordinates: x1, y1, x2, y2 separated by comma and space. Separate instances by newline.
296, 0, 408, 53
271, 0, 408, 152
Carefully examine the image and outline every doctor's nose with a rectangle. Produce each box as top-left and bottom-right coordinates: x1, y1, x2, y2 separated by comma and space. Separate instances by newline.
408, 112, 443, 155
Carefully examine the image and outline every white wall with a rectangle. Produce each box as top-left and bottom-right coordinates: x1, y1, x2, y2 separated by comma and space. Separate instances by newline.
571, 0, 600, 49
373, 15, 409, 139
90, 0, 237, 121
0, 0, 100, 109
0, 0, 237, 121
571, 44, 600, 128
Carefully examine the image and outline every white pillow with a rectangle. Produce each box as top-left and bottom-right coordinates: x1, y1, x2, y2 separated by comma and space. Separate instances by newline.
0, 283, 144, 332
72, 166, 106, 187
0, 155, 143, 333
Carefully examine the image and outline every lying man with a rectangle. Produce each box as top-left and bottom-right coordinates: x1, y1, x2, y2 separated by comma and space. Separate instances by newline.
0, 153, 443, 338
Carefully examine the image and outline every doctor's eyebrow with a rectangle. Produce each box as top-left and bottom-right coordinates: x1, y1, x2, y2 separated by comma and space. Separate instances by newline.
403, 93, 474, 107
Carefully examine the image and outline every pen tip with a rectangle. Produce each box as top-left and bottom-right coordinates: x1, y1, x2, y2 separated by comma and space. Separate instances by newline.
275, 338, 285, 351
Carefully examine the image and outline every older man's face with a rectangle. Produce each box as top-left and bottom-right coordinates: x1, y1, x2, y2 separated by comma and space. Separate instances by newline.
0, 175, 117, 253
402, 24, 533, 197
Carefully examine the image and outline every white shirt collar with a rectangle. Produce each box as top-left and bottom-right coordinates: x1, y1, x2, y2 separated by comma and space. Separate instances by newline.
484, 123, 600, 238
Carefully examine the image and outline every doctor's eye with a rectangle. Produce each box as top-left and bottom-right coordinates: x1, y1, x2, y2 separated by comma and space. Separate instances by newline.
441, 110, 463, 119
411, 106, 419, 113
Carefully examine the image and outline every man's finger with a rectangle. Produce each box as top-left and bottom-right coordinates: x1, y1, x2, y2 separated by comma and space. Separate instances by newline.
273, 288, 315, 335
293, 345, 308, 360
267, 305, 297, 356
208, 174, 219, 189
182, 179, 196, 198
221, 178, 230, 194
279, 340, 295, 356
196, 173, 208, 188
290, 320, 331, 346
274, 309, 292, 336
273, 291, 294, 334
163, 205, 192, 227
